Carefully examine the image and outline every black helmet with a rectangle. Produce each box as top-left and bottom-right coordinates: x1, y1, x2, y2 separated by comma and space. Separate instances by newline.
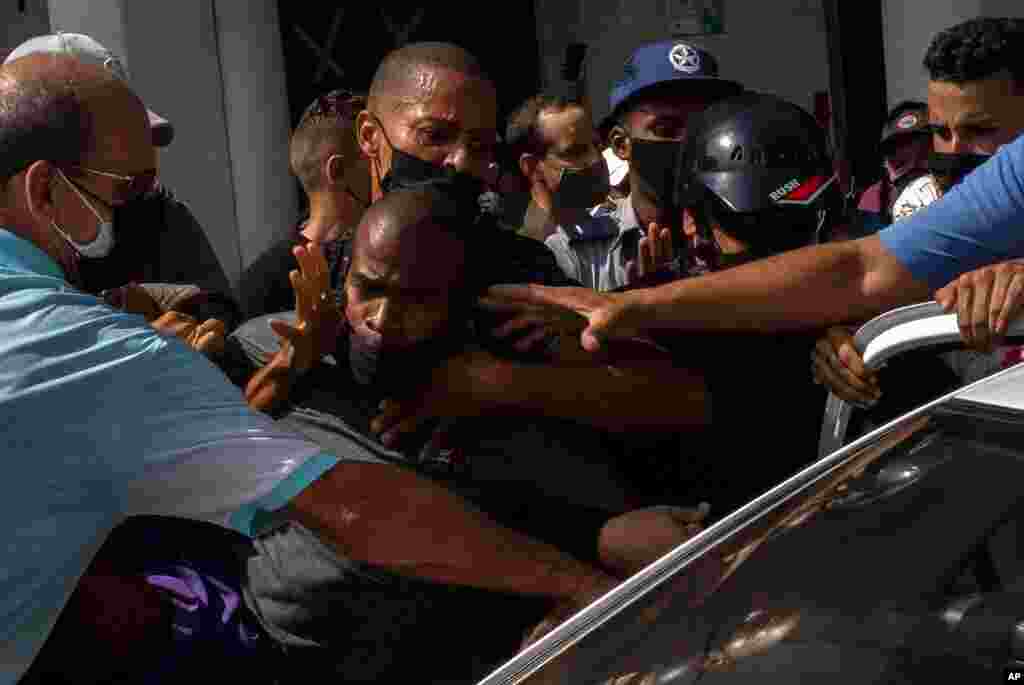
675, 92, 837, 256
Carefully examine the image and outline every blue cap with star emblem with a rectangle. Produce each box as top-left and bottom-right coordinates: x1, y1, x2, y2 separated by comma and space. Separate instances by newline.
610, 40, 743, 116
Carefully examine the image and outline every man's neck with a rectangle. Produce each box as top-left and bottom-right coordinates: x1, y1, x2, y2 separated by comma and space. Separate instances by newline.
1, 216, 74, 279
301, 195, 348, 243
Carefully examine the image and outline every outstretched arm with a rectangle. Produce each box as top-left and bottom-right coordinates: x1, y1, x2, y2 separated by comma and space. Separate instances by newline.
370, 341, 709, 447
485, 234, 927, 353
289, 461, 617, 601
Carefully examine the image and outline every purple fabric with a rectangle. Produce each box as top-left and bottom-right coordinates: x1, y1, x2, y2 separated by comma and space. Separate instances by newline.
140, 563, 277, 683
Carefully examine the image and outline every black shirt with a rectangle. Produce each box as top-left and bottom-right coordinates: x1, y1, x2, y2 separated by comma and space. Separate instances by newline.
653, 330, 828, 516
239, 223, 352, 320
76, 183, 240, 329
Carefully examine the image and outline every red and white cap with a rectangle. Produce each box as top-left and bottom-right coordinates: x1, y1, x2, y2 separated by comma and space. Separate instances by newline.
5, 32, 174, 147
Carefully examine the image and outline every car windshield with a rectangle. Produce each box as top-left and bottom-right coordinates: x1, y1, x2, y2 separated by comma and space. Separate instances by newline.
479, 395, 1024, 684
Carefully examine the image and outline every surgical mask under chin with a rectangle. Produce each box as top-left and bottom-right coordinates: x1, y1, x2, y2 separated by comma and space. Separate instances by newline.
927, 151, 990, 192
552, 159, 610, 210
629, 138, 683, 210
53, 170, 116, 259
51, 215, 115, 260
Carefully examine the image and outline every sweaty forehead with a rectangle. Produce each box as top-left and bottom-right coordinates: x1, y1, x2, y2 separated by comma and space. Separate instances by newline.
356, 213, 468, 289
390, 66, 496, 123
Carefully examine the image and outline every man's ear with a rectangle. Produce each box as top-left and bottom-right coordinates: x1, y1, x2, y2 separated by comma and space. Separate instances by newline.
355, 110, 379, 159
23, 160, 57, 223
610, 125, 631, 163
519, 153, 542, 185
324, 154, 344, 187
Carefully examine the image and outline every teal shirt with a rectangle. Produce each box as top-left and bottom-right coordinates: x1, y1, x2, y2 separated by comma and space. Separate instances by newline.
0, 230, 337, 683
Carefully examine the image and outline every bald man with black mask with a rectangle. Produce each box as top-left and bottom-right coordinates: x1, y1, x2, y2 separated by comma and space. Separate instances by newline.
340, 42, 708, 461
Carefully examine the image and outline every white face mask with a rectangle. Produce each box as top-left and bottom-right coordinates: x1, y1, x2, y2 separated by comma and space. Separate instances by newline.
51, 168, 116, 259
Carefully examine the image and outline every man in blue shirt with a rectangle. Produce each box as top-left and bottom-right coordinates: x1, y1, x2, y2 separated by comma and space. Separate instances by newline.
485, 18, 1024, 358
0, 53, 338, 683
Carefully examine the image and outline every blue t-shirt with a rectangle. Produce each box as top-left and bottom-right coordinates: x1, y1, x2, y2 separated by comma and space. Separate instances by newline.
880, 134, 1024, 290
0, 230, 338, 684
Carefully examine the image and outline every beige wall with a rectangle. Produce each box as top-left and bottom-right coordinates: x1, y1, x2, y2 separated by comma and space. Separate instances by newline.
883, 0, 1024, 108
1, 0, 52, 61
45, 0, 297, 309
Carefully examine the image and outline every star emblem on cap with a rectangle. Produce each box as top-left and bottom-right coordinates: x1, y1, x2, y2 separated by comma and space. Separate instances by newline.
896, 113, 918, 130
669, 43, 701, 74
621, 59, 637, 81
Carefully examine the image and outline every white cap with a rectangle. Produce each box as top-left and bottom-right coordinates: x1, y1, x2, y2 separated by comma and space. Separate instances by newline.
603, 146, 629, 186
5, 32, 173, 147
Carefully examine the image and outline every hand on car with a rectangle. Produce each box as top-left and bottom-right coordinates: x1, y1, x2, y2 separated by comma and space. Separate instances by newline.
811, 326, 881, 407
520, 573, 620, 649
935, 260, 1024, 351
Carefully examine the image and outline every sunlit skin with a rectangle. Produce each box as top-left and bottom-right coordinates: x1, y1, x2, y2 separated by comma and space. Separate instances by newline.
302, 154, 370, 244
357, 66, 498, 199
522, 103, 605, 224
927, 72, 1024, 154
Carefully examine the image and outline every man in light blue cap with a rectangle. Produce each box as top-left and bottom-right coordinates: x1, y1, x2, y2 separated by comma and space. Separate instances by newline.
546, 40, 744, 292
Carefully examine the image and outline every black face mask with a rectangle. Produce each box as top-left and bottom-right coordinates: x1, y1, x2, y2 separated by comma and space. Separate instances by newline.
552, 158, 611, 210
381, 145, 489, 223
927, 151, 990, 193
380, 145, 453, 193
374, 117, 488, 209
629, 138, 684, 210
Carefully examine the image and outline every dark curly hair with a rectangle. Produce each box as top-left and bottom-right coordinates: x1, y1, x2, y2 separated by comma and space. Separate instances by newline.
923, 17, 1024, 85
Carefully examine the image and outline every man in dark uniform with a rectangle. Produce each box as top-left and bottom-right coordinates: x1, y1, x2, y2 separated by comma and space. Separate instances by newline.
853, 101, 935, 235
